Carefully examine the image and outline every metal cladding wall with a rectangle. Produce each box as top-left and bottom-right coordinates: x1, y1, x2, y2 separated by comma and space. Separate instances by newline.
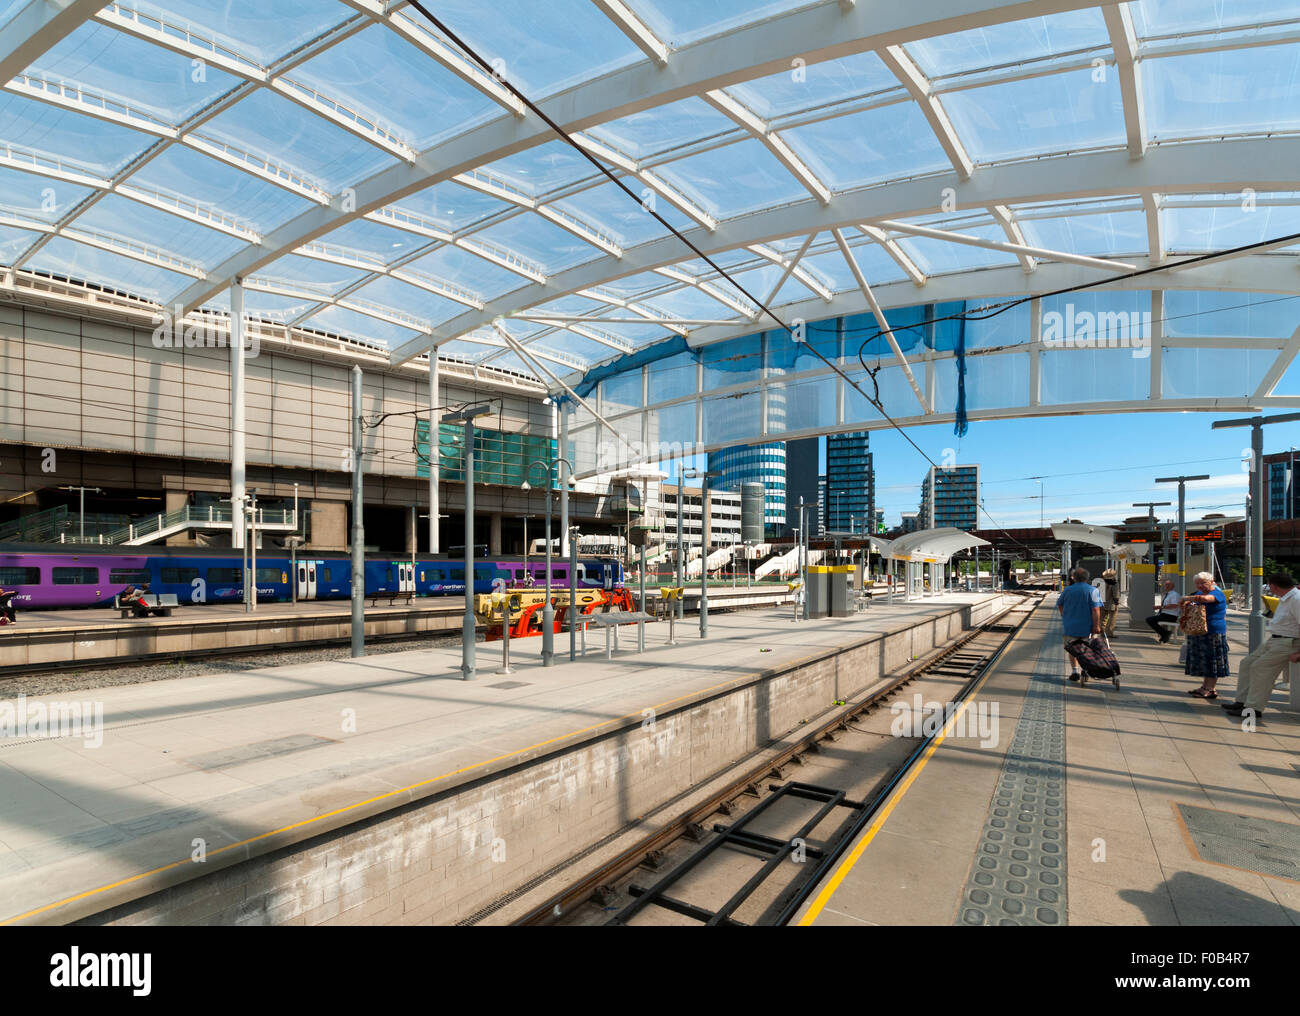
740, 482, 765, 542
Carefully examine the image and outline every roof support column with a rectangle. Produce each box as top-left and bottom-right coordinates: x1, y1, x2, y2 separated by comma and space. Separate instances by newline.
230, 281, 246, 550
1029, 297, 1042, 407
429, 347, 440, 554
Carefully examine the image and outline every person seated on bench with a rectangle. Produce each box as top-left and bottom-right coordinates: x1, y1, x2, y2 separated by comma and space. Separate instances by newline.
120, 584, 150, 618
1146, 579, 1181, 644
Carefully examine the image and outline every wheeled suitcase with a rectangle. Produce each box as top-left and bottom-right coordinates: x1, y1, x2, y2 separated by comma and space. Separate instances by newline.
1065, 636, 1122, 688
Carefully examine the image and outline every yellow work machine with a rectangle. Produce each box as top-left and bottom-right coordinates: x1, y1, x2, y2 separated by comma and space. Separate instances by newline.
473, 586, 634, 641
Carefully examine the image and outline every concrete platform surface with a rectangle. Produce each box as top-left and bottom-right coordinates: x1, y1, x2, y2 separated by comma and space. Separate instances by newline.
0, 592, 1003, 925
797, 599, 1300, 927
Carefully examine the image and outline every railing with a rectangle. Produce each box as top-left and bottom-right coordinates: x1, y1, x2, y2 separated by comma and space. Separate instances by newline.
0, 505, 69, 543
99, 506, 298, 545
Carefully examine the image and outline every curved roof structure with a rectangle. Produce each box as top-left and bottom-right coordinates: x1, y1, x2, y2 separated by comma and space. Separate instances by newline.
878, 527, 990, 563
2, 1, 1300, 401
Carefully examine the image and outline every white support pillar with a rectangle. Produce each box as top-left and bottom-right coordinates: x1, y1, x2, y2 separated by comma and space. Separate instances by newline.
428, 347, 440, 554
230, 281, 246, 550
559, 401, 570, 558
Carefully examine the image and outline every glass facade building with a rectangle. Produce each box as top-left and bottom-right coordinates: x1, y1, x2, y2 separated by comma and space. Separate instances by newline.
825, 431, 875, 534
1265, 452, 1297, 520
919, 465, 980, 532
708, 444, 787, 538
416, 420, 556, 487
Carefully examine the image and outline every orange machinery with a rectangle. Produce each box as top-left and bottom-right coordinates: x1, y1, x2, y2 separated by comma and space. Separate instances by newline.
474, 586, 639, 642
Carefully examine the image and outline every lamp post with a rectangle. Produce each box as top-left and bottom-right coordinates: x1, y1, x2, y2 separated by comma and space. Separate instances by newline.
683, 467, 721, 637
444, 405, 493, 680
59, 485, 103, 543
523, 456, 576, 667
1211, 411, 1300, 651
1155, 474, 1210, 596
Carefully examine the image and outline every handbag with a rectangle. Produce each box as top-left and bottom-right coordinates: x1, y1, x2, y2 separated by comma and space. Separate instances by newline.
1179, 598, 1207, 636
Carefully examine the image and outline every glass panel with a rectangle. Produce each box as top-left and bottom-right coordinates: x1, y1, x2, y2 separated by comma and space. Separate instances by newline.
1163, 291, 1300, 339
127, 146, 313, 235
1019, 211, 1149, 257
935, 351, 1029, 411
256, 253, 371, 295
550, 181, 695, 248
652, 139, 811, 220
780, 101, 956, 193
400, 0, 643, 97
351, 276, 466, 327
728, 52, 902, 120
301, 305, 419, 347
132, 0, 353, 66
1130, 0, 1300, 38
844, 363, 924, 420
641, 284, 744, 321
0, 224, 41, 263
600, 371, 642, 413
768, 375, 837, 433
477, 141, 600, 198
964, 299, 1031, 350
942, 68, 1125, 162
27, 237, 191, 302
648, 351, 697, 403
767, 324, 841, 371
1040, 291, 1152, 360
702, 337, 762, 389
419, 420, 556, 486
197, 88, 396, 193
315, 218, 433, 265
394, 181, 510, 232
403, 245, 522, 302
74, 194, 246, 270
907, 10, 1109, 78
0, 93, 153, 175
287, 24, 500, 151
1162, 347, 1276, 398
1145, 45, 1300, 139
897, 227, 1020, 273
1041, 345, 1149, 405
644, 400, 696, 449
1162, 198, 1300, 254
470, 213, 603, 273
587, 98, 737, 162
702, 387, 760, 446
32, 21, 239, 123
800, 246, 891, 292
630, 0, 823, 48
0, 166, 93, 224
849, 304, 927, 359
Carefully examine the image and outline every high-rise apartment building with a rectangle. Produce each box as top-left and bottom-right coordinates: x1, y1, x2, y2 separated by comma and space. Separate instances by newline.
919, 465, 980, 531
825, 431, 874, 533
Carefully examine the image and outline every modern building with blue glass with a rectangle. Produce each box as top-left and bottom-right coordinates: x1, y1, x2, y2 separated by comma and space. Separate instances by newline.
919, 465, 980, 532
825, 431, 874, 534
708, 444, 787, 539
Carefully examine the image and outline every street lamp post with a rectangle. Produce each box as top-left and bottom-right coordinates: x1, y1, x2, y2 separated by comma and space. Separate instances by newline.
1155, 474, 1211, 596
445, 405, 493, 680
523, 455, 576, 666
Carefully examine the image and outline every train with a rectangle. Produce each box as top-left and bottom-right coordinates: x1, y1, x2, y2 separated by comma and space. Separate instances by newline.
0, 545, 625, 610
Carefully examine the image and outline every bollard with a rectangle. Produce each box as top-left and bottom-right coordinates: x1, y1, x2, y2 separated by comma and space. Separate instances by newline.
501, 613, 512, 674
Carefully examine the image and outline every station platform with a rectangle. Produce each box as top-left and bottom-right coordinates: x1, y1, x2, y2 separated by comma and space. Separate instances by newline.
796, 598, 1300, 927
0, 585, 799, 672
0, 590, 1014, 925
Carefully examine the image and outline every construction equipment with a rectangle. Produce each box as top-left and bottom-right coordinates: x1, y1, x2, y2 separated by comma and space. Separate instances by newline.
475, 587, 639, 642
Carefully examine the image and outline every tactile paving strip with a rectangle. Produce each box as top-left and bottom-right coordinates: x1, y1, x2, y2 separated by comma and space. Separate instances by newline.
956, 614, 1068, 926
1177, 804, 1300, 882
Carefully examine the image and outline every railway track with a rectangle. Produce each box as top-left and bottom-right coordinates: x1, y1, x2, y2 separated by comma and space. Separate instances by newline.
481, 592, 1044, 927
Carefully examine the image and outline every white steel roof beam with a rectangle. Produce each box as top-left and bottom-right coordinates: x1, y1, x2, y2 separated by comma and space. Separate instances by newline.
989, 204, 1035, 273
832, 227, 927, 413
655, 266, 757, 319
874, 218, 1137, 271
0, 0, 102, 82
858, 224, 927, 285
1145, 192, 1164, 263
1103, 2, 1147, 159
176, 0, 1111, 312
93, 2, 268, 81
704, 89, 831, 205
878, 44, 973, 180
592, 0, 669, 66
749, 236, 833, 304
574, 287, 690, 336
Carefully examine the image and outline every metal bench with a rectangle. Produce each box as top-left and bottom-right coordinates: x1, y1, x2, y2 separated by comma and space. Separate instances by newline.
366, 590, 415, 607
586, 611, 656, 659
114, 593, 179, 618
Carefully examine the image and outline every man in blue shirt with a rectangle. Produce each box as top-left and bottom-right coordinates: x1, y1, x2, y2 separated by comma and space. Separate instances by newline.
1058, 566, 1103, 682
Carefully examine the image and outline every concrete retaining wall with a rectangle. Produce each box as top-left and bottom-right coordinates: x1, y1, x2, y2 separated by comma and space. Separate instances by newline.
79, 594, 1018, 926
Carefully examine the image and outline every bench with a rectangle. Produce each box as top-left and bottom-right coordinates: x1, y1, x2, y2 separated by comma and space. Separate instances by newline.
367, 590, 416, 607
114, 593, 179, 618
585, 610, 656, 659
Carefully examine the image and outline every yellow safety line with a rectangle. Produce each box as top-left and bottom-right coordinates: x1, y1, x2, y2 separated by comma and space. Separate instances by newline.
0, 673, 747, 926
798, 609, 1034, 926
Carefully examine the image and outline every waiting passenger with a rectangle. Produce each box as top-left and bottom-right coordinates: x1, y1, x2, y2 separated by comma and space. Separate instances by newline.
1101, 569, 1120, 638
1220, 573, 1300, 723
0, 587, 16, 625
1146, 580, 1181, 643
120, 584, 150, 618
1058, 567, 1102, 682
1182, 572, 1229, 700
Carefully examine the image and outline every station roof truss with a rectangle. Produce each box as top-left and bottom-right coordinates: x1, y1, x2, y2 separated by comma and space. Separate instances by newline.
2, 1, 1300, 430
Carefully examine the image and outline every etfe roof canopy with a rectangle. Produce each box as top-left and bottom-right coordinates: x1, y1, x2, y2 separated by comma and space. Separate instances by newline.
3, 0, 1300, 408
1052, 522, 1150, 560
875, 527, 991, 564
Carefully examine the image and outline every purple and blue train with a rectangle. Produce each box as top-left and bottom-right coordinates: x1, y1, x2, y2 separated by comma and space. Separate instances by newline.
0, 545, 624, 610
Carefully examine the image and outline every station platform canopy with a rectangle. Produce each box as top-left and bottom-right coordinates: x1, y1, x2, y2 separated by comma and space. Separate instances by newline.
2, 1, 1299, 458
872, 527, 990, 564
1052, 521, 1150, 560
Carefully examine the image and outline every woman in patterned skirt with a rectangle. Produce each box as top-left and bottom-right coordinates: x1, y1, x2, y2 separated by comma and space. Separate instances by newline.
1183, 571, 1229, 699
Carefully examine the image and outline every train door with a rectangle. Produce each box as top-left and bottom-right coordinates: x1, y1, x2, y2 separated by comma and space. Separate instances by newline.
401, 562, 415, 593
306, 561, 319, 600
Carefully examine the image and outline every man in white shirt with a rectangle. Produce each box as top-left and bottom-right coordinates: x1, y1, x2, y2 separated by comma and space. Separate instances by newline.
1223, 573, 1300, 723
1146, 580, 1181, 643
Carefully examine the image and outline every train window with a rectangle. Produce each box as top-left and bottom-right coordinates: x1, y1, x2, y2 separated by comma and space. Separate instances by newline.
160, 567, 200, 583
552, 568, 566, 581
473, 565, 493, 580
447, 568, 465, 582
0, 567, 40, 585
52, 567, 99, 585
207, 568, 242, 583
321, 569, 332, 582
256, 568, 281, 582
109, 569, 152, 584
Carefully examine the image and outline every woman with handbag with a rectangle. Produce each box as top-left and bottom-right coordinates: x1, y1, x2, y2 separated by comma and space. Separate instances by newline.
1182, 571, 1228, 698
